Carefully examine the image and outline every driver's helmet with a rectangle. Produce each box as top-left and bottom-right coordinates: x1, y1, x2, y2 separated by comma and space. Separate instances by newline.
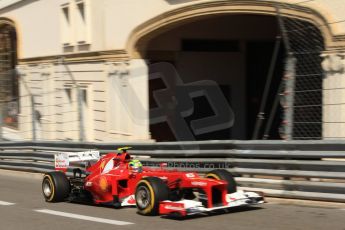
128, 159, 143, 173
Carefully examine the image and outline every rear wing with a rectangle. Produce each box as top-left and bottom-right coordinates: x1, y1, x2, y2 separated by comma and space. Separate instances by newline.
54, 150, 100, 172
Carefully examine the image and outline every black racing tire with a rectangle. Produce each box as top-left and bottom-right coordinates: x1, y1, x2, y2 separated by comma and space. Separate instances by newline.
135, 177, 170, 216
42, 171, 71, 202
206, 169, 237, 193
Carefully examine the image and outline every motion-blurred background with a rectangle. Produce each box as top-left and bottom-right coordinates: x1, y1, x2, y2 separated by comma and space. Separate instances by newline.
1, 0, 345, 142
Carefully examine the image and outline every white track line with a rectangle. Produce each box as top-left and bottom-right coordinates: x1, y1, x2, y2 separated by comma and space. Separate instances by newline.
34, 209, 134, 226
0, 201, 15, 206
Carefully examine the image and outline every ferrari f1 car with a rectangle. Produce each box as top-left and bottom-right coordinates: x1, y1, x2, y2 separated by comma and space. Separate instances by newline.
42, 147, 264, 217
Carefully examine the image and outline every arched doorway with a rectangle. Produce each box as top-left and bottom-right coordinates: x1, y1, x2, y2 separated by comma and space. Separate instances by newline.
0, 21, 18, 128
128, 2, 329, 141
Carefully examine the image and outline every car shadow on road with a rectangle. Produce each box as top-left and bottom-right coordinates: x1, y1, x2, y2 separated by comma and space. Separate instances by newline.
161, 206, 264, 221
66, 200, 263, 220
68, 200, 126, 208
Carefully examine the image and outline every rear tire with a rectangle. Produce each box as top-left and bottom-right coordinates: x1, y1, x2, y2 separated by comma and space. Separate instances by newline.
135, 177, 169, 216
42, 171, 70, 202
206, 169, 237, 193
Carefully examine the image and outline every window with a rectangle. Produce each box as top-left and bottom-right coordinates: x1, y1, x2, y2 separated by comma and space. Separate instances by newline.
62, 7, 70, 23
79, 84, 94, 141
65, 88, 72, 102
61, 3, 72, 46
0, 24, 18, 128
62, 85, 78, 140
75, 0, 90, 44
109, 75, 130, 134
60, 0, 91, 49
81, 88, 87, 106
77, 1, 85, 22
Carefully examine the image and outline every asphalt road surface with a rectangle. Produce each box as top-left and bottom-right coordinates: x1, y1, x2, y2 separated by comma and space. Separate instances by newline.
0, 170, 344, 230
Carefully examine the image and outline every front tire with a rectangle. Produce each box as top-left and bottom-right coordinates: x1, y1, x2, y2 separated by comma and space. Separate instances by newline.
135, 177, 169, 216
206, 169, 237, 193
42, 171, 70, 202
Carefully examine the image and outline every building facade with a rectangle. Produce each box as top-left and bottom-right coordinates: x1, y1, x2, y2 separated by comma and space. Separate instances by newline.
1, 0, 345, 142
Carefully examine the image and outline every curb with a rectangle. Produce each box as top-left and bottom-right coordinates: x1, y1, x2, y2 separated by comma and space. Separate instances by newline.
266, 197, 345, 209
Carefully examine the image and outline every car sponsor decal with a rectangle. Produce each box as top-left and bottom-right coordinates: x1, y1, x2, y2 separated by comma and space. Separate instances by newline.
164, 205, 185, 211
100, 160, 106, 171
99, 176, 108, 192
191, 181, 207, 186
185, 173, 195, 178
85, 182, 93, 187
55, 153, 69, 169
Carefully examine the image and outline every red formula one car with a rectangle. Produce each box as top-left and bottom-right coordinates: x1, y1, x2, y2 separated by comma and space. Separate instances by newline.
42, 147, 264, 217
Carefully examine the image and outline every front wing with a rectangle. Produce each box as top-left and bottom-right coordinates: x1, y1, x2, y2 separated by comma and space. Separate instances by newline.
159, 190, 264, 217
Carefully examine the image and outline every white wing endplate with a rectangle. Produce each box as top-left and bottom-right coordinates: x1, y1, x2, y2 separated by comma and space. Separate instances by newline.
55, 150, 100, 170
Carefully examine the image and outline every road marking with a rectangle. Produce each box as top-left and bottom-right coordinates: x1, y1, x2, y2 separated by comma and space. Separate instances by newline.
0, 201, 15, 206
34, 209, 134, 226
